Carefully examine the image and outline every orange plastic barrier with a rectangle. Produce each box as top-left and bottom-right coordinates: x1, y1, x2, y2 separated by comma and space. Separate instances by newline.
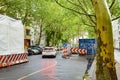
70, 48, 87, 55
63, 48, 68, 56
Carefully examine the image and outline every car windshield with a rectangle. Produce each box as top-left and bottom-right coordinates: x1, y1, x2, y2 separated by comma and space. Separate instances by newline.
29, 46, 42, 49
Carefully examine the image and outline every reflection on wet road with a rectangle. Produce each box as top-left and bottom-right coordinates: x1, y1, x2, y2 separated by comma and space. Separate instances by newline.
40, 59, 57, 80
0, 53, 88, 80
18, 59, 57, 80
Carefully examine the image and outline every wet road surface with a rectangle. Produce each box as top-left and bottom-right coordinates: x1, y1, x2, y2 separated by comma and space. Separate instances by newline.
0, 52, 88, 80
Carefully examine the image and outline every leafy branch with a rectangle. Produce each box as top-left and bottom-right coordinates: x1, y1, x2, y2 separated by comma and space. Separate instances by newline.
67, 0, 96, 25
112, 15, 120, 21
109, 0, 116, 9
55, 0, 94, 17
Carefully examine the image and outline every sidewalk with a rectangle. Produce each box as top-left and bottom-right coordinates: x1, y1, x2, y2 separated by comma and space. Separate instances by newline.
87, 49, 120, 80
115, 50, 120, 80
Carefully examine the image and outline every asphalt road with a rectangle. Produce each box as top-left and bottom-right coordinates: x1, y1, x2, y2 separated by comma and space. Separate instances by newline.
0, 52, 88, 80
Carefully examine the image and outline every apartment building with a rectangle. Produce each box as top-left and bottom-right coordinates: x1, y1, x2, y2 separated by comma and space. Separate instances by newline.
24, 26, 31, 51
112, 19, 120, 50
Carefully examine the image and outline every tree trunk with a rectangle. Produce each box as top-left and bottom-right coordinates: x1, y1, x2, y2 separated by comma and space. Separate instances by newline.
92, 0, 117, 80
38, 19, 43, 45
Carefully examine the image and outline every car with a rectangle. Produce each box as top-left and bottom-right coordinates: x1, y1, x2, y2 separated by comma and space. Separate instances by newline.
27, 46, 43, 55
54, 46, 59, 51
42, 47, 57, 58
35, 46, 43, 54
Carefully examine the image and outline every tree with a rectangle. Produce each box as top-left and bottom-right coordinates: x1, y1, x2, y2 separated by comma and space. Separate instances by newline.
92, 0, 117, 80
0, 0, 34, 26
0, 0, 94, 46
55, 0, 120, 80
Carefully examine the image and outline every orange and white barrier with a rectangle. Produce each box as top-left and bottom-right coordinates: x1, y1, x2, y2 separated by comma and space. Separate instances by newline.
70, 48, 87, 55
63, 48, 68, 56
0, 53, 28, 68
70, 48, 78, 53
78, 49, 87, 55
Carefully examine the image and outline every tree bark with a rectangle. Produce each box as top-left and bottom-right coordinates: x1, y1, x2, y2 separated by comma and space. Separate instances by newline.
92, 0, 117, 80
38, 19, 43, 45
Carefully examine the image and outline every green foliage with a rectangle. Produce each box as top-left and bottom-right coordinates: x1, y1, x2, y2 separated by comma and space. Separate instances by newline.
1, 0, 119, 46
110, 0, 120, 18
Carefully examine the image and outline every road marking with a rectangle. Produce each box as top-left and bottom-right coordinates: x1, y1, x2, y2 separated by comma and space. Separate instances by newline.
17, 61, 57, 80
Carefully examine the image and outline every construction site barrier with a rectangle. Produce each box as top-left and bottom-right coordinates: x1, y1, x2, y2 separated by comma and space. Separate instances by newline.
70, 48, 87, 55
63, 48, 69, 56
0, 53, 28, 68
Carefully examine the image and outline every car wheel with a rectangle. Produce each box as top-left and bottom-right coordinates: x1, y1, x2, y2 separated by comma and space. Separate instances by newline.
42, 56, 44, 58
28, 52, 32, 55
54, 55, 56, 58
31, 51, 35, 55
28, 53, 30, 56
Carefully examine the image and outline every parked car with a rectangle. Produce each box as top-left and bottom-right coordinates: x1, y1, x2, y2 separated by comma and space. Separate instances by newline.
42, 47, 56, 58
35, 46, 43, 54
27, 46, 43, 55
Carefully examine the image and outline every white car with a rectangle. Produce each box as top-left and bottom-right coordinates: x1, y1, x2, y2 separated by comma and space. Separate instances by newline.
42, 47, 57, 58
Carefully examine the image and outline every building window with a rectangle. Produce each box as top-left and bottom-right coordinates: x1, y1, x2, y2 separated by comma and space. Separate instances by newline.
26, 29, 30, 36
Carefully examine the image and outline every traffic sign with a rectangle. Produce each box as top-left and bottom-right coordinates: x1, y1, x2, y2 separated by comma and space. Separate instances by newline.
62, 43, 67, 48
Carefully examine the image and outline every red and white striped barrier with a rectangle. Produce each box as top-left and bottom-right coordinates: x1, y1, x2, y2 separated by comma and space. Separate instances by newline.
70, 48, 87, 55
63, 48, 68, 56
0, 53, 28, 68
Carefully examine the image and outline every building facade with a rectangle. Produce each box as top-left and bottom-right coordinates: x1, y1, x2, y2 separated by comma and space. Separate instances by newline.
24, 26, 31, 51
112, 20, 120, 50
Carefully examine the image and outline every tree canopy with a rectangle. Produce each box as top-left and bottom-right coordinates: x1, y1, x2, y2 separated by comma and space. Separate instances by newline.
0, 0, 119, 46
0, 0, 97, 46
